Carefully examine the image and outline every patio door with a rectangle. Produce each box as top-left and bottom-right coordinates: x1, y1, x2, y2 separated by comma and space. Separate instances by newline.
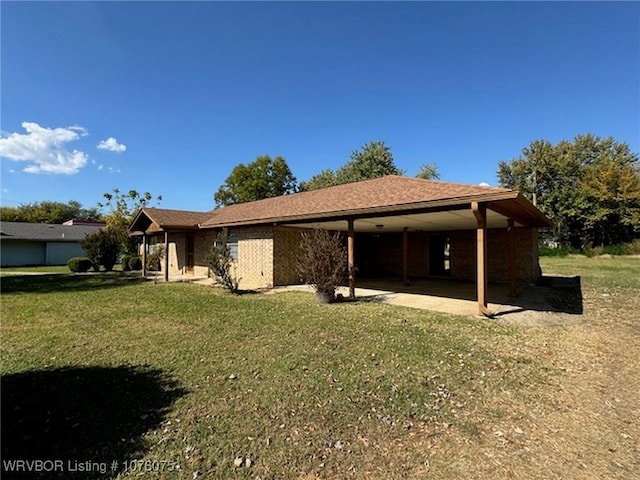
185, 234, 195, 274
429, 236, 451, 276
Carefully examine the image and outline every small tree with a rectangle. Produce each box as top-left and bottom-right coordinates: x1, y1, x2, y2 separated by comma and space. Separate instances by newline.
415, 163, 440, 180
298, 229, 346, 302
207, 230, 240, 293
98, 188, 162, 255
81, 229, 121, 271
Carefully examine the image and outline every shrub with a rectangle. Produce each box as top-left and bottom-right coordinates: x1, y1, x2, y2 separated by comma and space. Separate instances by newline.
121, 254, 132, 271
539, 245, 581, 257
207, 230, 240, 293
82, 228, 121, 272
67, 257, 93, 273
128, 255, 142, 271
146, 246, 164, 272
297, 229, 346, 301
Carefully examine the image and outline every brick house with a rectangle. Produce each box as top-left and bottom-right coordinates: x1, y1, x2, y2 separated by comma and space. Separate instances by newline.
129, 175, 550, 315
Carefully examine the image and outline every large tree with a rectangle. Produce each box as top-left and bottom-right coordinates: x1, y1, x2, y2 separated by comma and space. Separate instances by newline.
0, 200, 101, 224
300, 140, 403, 191
498, 134, 640, 248
214, 155, 297, 207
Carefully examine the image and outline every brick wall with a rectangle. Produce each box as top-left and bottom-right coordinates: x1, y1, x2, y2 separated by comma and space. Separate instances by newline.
153, 224, 540, 287
450, 227, 540, 283
272, 226, 308, 285
235, 227, 274, 289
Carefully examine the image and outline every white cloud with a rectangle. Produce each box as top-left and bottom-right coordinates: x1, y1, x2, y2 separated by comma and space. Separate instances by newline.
108, 166, 121, 174
97, 164, 104, 171
9, 169, 15, 173
97, 137, 126, 153
0, 122, 88, 174
479, 182, 490, 187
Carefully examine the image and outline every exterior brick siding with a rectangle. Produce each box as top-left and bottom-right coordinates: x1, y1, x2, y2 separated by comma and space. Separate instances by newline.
450, 227, 540, 284
153, 225, 540, 288
273, 226, 308, 286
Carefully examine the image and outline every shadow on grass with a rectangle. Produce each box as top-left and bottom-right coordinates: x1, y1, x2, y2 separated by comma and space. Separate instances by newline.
0, 273, 148, 295
1, 365, 186, 479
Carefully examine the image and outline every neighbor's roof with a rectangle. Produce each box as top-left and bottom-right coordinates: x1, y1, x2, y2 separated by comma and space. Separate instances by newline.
0, 221, 102, 242
129, 175, 551, 232
201, 175, 549, 227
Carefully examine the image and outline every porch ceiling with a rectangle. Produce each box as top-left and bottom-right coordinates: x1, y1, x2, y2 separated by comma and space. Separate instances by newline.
288, 208, 515, 233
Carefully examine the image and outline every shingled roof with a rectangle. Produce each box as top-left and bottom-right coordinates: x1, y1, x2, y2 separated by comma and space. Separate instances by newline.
129, 208, 213, 232
0, 221, 102, 241
129, 175, 550, 232
201, 175, 535, 227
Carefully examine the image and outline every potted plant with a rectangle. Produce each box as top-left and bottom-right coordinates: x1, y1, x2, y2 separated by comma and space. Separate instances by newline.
298, 229, 346, 303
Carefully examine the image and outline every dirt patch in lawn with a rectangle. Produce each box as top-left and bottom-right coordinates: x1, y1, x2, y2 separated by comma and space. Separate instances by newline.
416, 282, 640, 479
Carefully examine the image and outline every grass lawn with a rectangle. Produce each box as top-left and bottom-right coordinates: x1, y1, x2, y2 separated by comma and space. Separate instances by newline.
0, 265, 71, 275
0, 264, 125, 275
1, 257, 638, 479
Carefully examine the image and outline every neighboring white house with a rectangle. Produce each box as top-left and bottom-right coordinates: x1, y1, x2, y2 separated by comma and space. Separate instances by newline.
0, 221, 103, 267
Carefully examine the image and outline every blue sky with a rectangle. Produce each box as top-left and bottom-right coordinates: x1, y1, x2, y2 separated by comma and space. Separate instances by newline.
1, 1, 638, 213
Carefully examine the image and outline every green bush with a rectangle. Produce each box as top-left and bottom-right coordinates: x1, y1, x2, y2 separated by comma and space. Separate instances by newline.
541, 241, 640, 257
121, 254, 132, 271
67, 257, 93, 273
128, 255, 142, 271
82, 229, 121, 272
539, 245, 581, 257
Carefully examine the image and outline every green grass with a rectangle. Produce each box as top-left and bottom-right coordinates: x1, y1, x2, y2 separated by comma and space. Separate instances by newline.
540, 255, 640, 290
0, 264, 126, 275
5, 257, 637, 478
0, 272, 536, 478
0, 265, 71, 274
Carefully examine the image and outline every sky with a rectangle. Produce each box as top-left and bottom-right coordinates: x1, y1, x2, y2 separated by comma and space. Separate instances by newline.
1, 1, 639, 213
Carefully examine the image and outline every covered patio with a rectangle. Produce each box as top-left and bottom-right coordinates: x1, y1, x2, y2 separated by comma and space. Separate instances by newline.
281, 194, 550, 317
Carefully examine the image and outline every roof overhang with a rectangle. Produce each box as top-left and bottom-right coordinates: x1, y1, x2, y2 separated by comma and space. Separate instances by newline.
129, 209, 203, 234
200, 193, 551, 232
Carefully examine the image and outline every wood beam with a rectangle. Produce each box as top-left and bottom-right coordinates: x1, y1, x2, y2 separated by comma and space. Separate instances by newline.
402, 227, 409, 286
142, 234, 147, 277
508, 219, 518, 297
347, 219, 355, 298
164, 231, 169, 282
472, 202, 492, 317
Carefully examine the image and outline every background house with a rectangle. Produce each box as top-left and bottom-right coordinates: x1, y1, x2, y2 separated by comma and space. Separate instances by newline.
0, 221, 103, 267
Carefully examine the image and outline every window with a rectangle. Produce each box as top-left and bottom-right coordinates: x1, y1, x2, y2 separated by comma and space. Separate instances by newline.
228, 232, 238, 260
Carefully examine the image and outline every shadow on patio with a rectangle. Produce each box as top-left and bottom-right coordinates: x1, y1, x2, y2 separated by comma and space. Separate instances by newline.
349, 275, 583, 319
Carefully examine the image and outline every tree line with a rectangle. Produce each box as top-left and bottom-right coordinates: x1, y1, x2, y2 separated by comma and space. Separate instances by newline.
214, 136, 639, 249
1, 135, 638, 250
213, 140, 439, 206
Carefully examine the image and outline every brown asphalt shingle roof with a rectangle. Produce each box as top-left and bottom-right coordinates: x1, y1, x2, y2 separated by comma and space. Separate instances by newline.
131, 176, 547, 231
200, 175, 516, 227
136, 208, 213, 229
